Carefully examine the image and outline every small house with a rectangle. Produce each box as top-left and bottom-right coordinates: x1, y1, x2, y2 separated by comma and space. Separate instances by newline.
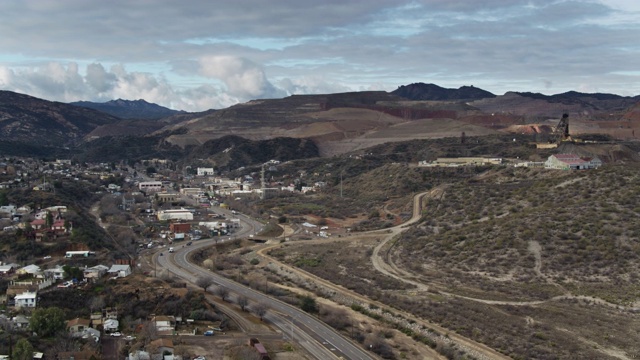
67, 317, 91, 335
84, 264, 109, 280
14, 292, 37, 308
108, 264, 131, 278
104, 318, 119, 332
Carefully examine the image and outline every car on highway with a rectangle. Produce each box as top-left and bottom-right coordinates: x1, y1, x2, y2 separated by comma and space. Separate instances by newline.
110, 332, 122, 337
203, 330, 214, 336
186, 241, 192, 246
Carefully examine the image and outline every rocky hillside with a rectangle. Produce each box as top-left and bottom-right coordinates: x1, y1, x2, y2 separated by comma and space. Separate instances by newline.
391, 83, 496, 101
71, 98, 185, 119
0, 90, 120, 147
182, 135, 320, 171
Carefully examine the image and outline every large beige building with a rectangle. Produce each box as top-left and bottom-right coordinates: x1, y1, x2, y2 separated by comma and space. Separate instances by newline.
157, 209, 194, 221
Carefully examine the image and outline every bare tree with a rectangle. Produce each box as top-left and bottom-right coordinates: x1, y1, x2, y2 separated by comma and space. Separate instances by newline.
237, 295, 249, 311
88, 296, 105, 314
252, 303, 268, 321
140, 320, 158, 345
195, 276, 214, 292
213, 286, 229, 301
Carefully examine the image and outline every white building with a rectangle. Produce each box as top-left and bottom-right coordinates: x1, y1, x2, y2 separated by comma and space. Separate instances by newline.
197, 167, 214, 176
157, 209, 194, 221
17, 264, 41, 276
138, 181, 163, 192
108, 264, 132, 278
545, 154, 602, 170
104, 318, 119, 332
44, 265, 66, 280
15, 292, 37, 308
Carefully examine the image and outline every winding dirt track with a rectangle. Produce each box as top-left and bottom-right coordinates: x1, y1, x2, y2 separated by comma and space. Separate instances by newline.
258, 188, 512, 360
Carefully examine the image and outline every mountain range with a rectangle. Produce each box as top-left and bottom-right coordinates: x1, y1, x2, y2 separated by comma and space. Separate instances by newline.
71, 98, 184, 120
1, 83, 639, 162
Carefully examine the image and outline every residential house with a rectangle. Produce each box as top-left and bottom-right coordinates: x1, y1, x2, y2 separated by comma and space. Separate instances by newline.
152, 315, 176, 335
44, 265, 66, 280
51, 219, 68, 232
90, 312, 103, 328
12, 314, 30, 329
104, 318, 119, 333
0, 263, 18, 276
84, 264, 109, 280
108, 264, 132, 278
14, 292, 37, 308
30, 218, 46, 230
67, 318, 91, 335
17, 264, 41, 276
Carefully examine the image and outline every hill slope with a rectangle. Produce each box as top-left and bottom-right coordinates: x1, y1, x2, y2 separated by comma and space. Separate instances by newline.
391, 83, 496, 101
71, 98, 184, 119
0, 90, 120, 147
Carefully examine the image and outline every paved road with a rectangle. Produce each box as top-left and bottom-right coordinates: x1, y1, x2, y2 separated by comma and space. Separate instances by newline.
156, 210, 375, 360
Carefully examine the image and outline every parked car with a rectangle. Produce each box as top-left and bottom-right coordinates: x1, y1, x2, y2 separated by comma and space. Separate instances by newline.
110, 332, 122, 337
57, 280, 73, 288
203, 330, 214, 336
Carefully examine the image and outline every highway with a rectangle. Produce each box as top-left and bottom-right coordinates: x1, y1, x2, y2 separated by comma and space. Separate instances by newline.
155, 208, 375, 360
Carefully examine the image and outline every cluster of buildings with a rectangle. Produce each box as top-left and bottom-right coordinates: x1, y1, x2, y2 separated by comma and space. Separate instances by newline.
418, 154, 602, 171
0, 260, 132, 309
0, 205, 72, 241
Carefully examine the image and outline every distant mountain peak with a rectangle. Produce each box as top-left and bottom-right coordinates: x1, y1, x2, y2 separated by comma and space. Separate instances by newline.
70, 98, 185, 119
391, 82, 496, 101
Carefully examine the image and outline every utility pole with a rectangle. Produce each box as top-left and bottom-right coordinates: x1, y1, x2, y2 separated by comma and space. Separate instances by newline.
340, 171, 343, 198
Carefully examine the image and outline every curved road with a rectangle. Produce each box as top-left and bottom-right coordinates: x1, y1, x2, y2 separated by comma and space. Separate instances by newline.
155, 209, 374, 360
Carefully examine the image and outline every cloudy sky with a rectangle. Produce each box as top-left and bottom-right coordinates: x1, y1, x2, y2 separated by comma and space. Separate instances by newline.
0, 0, 639, 111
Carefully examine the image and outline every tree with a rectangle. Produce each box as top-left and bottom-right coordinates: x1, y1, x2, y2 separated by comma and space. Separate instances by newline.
195, 276, 214, 292
89, 296, 105, 313
30, 307, 66, 337
46, 211, 54, 228
252, 303, 268, 321
63, 265, 84, 281
214, 286, 229, 301
13, 339, 35, 360
300, 296, 318, 313
237, 295, 249, 311
0, 191, 8, 206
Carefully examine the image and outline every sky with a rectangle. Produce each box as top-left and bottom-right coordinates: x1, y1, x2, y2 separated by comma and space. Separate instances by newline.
0, 0, 639, 112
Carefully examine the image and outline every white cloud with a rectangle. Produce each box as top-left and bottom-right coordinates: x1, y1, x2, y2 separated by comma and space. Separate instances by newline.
199, 56, 286, 100
1, 0, 639, 108
0, 62, 239, 111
